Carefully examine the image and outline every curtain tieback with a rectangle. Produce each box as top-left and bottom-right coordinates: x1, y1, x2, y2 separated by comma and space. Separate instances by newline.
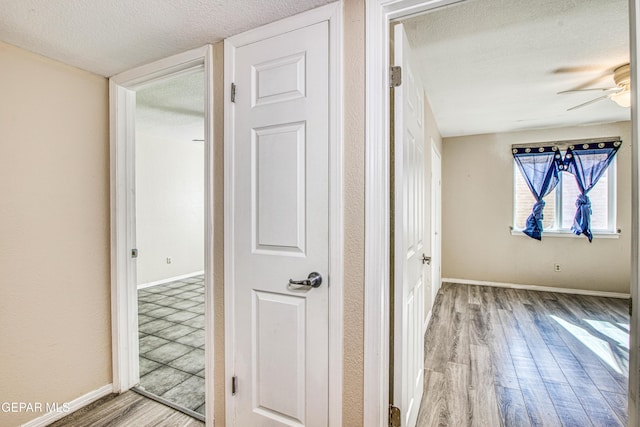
572, 194, 593, 241
524, 199, 546, 240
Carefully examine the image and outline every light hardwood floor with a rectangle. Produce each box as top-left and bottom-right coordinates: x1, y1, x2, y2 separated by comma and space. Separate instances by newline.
49, 391, 204, 427
417, 283, 629, 427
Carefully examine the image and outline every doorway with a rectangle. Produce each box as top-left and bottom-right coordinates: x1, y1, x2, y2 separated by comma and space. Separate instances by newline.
133, 69, 206, 420
365, 0, 639, 425
110, 46, 215, 424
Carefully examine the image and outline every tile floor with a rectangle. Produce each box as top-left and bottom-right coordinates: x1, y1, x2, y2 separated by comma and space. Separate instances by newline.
137, 275, 205, 416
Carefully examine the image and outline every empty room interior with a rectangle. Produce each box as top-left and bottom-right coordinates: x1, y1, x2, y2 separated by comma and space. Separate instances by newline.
398, 0, 632, 425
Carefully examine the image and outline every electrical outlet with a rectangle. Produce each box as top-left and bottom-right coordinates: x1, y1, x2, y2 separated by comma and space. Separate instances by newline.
554, 263, 561, 272
166, 257, 172, 264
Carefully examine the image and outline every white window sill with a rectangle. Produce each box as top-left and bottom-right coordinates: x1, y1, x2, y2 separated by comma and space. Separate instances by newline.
510, 229, 620, 239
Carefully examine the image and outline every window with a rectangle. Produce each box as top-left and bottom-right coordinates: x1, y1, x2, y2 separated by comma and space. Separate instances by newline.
514, 157, 616, 234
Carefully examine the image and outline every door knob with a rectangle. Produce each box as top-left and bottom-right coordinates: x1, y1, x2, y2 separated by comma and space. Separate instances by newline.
288, 272, 322, 290
422, 254, 431, 265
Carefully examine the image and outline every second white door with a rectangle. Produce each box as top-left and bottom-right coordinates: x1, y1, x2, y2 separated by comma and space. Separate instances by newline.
393, 22, 428, 427
228, 20, 330, 427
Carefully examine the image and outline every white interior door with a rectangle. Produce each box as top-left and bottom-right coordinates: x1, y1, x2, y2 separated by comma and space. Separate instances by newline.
431, 145, 442, 305
393, 23, 427, 427
229, 21, 330, 426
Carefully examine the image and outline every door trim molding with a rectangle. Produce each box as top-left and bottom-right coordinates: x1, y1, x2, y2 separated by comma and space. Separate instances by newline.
224, 3, 343, 425
364, 0, 639, 425
109, 45, 215, 425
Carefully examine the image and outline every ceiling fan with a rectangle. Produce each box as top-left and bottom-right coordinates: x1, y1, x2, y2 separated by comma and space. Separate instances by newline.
558, 63, 631, 111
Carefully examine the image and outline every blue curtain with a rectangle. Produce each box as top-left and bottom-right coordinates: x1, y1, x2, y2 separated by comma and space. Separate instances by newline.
513, 146, 562, 240
565, 140, 621, 241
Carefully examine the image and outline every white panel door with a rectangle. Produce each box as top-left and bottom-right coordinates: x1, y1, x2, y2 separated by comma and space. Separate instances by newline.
393, 23, 427, 427
231, 21, 329, 427
431, 145, 442, 305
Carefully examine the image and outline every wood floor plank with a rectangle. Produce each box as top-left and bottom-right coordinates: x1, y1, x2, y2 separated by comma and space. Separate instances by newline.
416, 369, 448, 427
507, 297, 567, 384
573, 384, 624, 427
449, 308, 470, 365
468, 303, 488, 346
602, 390, 629, 426
468, 284, 482, 305
518, 377, 563, 427
543, 381, 593, 427
495, 386, 531, 427
483, 289, 527, 390
469, 345, 501, 427
444, 362, 470, 427
523, 293, 566, 348
453, 283, 469, 313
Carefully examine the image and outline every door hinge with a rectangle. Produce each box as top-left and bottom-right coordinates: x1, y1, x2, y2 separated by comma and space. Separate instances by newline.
231, 375, 238, 396
390, 66, 402, 88
389, 405, 401, 427
630, 298, 633, 316
131, 248, 138, 259
231, 83, 236, 103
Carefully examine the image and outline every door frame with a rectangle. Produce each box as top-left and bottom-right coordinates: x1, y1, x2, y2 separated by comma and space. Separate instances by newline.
364, 0, 640, 426
109, 45, 215, 424
223, 3, 343, 426
430, 142, 442, 317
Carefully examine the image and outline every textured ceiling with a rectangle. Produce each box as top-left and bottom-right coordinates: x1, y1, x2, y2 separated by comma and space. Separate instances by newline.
0, 0, 334, 77
136, 69, 205, 142
403, 0, 630, 137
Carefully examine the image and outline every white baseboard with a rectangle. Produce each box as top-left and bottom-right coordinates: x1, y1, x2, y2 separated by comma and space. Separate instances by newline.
443, 277, 630, 299
137, 270, 205, 290
21, 384, 113, 427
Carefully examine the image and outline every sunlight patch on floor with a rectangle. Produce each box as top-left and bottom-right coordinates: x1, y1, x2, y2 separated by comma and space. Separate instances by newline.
551, 315, 623, 374
584, 319, 629, 350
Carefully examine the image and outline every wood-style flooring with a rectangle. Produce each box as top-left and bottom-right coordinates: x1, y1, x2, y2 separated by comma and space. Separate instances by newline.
48, 391, 204, 427
417, 283, 629, 427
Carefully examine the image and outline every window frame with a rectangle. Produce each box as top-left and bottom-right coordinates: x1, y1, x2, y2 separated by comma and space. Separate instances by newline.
512, 157, 618, 237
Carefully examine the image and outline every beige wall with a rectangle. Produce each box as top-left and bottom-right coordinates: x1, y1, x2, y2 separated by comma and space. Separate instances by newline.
342, 0, 366, 424
442, 122, 631, 293
212, 41, 227, 426
0, 41, 111, 426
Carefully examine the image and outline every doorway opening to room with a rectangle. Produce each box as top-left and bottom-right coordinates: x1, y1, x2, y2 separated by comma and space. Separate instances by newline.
109, 46, 214, 424
387, 1, 632, 426
132, 69, 207, 420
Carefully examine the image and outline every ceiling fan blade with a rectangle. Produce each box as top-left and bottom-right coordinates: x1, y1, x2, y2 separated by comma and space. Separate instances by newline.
552, 65, 610, 74
567, 94, 612, 111
557, 87, 617, 94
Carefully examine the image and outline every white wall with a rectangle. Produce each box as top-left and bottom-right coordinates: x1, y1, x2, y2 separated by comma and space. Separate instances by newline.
135, 117, 205, 285
442, 121, 631, 294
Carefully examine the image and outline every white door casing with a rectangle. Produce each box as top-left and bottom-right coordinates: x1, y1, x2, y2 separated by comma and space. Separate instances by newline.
224, 4, 343, 426
431, 144, 442, 307
110, 45, 215, 425
393, 23, 427, 427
